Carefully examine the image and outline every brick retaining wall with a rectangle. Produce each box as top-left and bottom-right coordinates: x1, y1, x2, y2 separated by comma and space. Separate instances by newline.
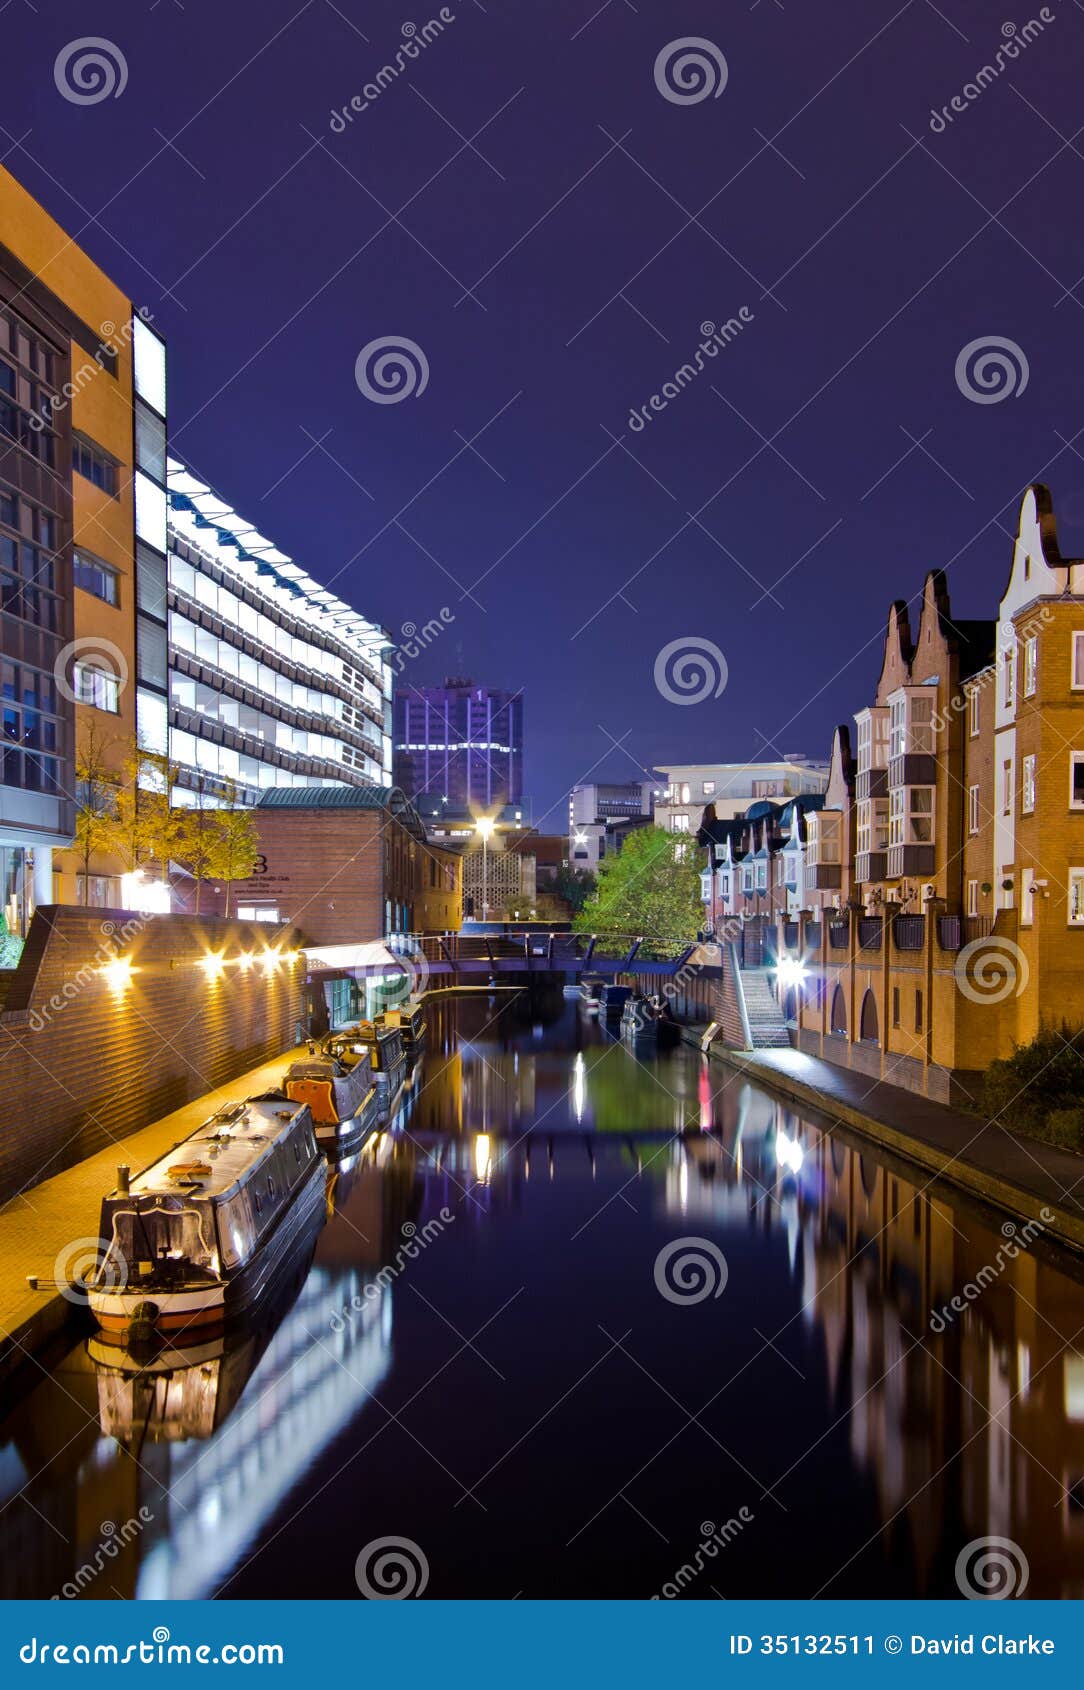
0, 906, 304, 1201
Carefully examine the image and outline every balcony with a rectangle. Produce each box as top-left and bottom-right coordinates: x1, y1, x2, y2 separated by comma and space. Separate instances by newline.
886, 843, 936, 880
858, 917, 883, 952
937, 914, 994, 951
854, 850, 887, 884
809, 862, 842, 890
805, 922, 822, 952
783, 921, 799, 950
828, 921, 850, 950
855, 768, 887, 801
888, 752, 937, 789
892, 915, 925, 951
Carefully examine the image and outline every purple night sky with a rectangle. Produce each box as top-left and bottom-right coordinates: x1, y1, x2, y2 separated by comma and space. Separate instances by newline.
8, 0, 1083, 828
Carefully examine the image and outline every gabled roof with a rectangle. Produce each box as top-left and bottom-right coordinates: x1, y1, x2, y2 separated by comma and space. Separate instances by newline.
257, 784, 399, 810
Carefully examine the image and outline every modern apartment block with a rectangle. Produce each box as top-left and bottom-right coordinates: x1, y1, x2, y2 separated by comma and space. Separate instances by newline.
569, 779, 653, 870
656, 757, 829, 835
705, 486, 1084, 1104
0, 162, 167, 929
166, 461, 392, 803
394, 678, 523, 812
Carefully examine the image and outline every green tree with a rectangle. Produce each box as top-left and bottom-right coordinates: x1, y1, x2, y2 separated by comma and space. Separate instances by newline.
205, 786, 260, 917
573, 825, 702, 957
174, 774, 221, 915
552, 864, 597, 913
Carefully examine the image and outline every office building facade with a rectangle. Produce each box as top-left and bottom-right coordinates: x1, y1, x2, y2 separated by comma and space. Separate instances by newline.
394, 679, 523, 812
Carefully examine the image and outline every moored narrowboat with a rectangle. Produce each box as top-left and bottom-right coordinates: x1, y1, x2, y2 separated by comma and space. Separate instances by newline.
282, 1051, 380, 1150
85, 1097, 326, 1342
620, 995, 681, 1048
324, 1021, 407, 1106
378, 1000, 427, 1052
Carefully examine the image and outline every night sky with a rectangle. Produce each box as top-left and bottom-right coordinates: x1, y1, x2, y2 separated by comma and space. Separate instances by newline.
7, 0, 1084, 829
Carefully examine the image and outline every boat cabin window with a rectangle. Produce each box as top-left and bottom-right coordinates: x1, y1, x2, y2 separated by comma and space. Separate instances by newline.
254, 1190, 263, 1216
267, 1174, 276, 1200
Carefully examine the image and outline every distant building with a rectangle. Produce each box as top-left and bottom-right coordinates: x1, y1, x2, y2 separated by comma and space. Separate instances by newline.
569, 780, 653, 871
394, 678, 523, 812
654, 757, 829, 835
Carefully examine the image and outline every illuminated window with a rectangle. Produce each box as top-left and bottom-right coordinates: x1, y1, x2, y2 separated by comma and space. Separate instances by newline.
1070, 870, 1084, 926
1072, 754, 1084, 811
1022, 754, 1036, 815
969, 686, 980, 737
968, 785, 979, 834
73, 660, 120, 714
1023, 636, 1037, 697
1073, 633, 1084, 691
966, 879, 978, 917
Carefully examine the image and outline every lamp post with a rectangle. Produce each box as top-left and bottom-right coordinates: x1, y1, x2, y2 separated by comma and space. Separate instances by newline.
476, 815, 495, 922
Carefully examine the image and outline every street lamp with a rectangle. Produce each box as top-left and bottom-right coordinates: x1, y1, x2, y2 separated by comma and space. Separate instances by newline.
476, 815, 495, 921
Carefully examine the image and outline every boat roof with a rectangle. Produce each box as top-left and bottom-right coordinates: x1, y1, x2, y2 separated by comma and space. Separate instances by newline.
125, 1098, 311, 1204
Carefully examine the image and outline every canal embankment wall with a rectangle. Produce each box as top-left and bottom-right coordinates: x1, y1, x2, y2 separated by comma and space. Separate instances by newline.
0, 906, 304, 1204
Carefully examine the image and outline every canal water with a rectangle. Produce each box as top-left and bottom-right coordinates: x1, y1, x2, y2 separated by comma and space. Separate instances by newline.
3, 990, 1084, 1600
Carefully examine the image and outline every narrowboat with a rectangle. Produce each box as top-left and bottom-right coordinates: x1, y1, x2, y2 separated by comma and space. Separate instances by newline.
378, 1000, 427, 1052
620, 996, 681, 1048
84, 1097, 326, 1342
324, 1020, 407, 1107
579, 976, 604, 1016
599, 982, 633, 1021
281, 1051, 380, 1150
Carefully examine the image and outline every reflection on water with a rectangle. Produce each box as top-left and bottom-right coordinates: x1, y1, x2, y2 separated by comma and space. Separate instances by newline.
2, 993, 1084, 1598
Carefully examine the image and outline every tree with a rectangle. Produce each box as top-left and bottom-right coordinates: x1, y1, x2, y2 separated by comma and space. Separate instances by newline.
174, 775, 220, 915
552, 864, 597, 913
72, 718, 120, 904
205, 785, 260, 917
103, 747, 183, 889
573, 825, 702, 956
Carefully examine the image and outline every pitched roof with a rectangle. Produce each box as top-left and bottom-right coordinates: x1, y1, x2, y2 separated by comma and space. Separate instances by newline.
256, 784, 399, 810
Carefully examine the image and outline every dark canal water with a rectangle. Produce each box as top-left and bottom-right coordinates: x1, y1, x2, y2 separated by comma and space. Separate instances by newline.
3, 991, 1084, 1600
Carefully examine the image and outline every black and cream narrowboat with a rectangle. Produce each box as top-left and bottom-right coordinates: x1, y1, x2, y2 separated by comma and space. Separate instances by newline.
281, 1051, 380, 1150
85, 1097, 326, 1341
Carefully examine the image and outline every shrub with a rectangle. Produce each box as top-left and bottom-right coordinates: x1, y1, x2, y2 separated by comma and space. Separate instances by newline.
983, 1022, 1084, 1148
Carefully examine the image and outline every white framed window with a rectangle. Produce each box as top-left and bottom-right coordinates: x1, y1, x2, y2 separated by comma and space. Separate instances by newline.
1021, 867, 1034, 928
73, 660, 120, 713
756, 860, 767, 889
702, 781, 715, 796
1022, 754, 1036, 815
969, 686, 980, 737
1070, 868, 1084, 926
968, 785, 979, 834
1071, 753, 1084, 811
1024, 636, 1037, 697
1002, 759, 1013, 816
1002, 646, 1016, 710
1073, 633, 1084, 691
670, 813, 690, 832
966, 879, 979, 917
742, 865, 753, 893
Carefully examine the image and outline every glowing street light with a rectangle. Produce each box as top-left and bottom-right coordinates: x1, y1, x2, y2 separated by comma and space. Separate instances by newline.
775, 955, 808, 992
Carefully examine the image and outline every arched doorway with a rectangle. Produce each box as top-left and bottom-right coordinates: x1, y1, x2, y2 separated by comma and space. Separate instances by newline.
830, 985, 847, 1036
859, 989, 879, 1045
